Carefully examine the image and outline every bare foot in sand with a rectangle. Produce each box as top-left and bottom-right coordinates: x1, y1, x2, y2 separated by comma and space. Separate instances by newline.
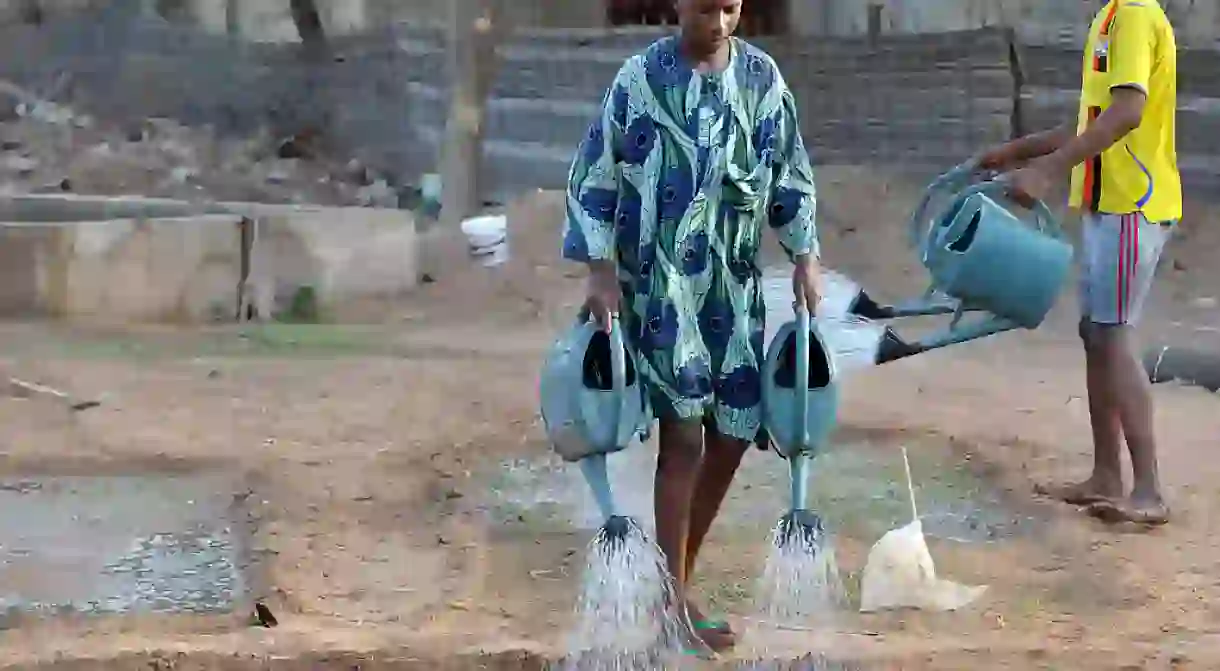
1035, 476, 1124, 505
1087, 496, 1171, 527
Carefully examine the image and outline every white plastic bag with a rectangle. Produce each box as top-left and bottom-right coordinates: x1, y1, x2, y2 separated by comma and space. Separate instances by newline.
859, 448, 988, 613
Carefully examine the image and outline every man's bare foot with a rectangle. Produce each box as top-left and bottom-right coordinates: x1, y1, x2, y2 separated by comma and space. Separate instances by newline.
1034, 477, 1123, 505
1086, 497, 1170, 526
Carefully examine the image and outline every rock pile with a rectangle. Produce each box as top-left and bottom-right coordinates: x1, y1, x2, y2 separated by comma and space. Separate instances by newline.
0, 79, 406, 208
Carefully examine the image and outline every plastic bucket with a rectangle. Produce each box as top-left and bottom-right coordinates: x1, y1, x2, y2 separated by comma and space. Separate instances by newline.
460, 215, 510, 267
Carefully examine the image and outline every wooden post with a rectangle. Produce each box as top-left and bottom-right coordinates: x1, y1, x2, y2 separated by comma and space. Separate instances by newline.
289, 0, 331, 63
438, 0, 497, 231
867, 3, 883, 45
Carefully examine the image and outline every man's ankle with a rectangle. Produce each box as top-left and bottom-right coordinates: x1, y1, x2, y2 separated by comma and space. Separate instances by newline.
1130, 483, 1163, 504
1088, 469, 1124, 494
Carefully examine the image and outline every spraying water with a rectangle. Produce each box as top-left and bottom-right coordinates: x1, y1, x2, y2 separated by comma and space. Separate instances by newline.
553, 517, 695, 670
754, 516, 845, 625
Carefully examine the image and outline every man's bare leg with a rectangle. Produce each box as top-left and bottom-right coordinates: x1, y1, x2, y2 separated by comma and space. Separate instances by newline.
653, 418, 704, 632
1037, 320, 1126, 504
681, 418, 749, 648
1088, 326, 1169, 524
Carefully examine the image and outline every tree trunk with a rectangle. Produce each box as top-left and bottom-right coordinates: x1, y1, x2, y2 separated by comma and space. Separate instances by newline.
276, 0, 333, 152
289, 0, 330, 61
438, 0, 499, 230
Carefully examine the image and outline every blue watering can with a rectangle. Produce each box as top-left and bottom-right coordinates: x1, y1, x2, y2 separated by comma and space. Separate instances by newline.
539, 314, 647, 542
762, 306, 839, 546
853, 162, 1074, 364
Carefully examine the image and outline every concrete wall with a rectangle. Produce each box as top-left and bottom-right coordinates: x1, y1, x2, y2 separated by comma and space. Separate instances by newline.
0, 12, 1016, 199
792, 0, 1220, 46
0, 196, 418, 322
1, 11, 1218, 210
345, 25, 1019, 198
6, 0, 1220, 43
171, 0, 605, 40
170, 0, 1220, 43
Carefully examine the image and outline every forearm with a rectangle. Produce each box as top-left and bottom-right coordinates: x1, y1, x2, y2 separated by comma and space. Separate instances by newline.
587, 259, 616, 275
1006, 123, 1076, 162
1040, 107, 1140, 174
777, 222, 819, 264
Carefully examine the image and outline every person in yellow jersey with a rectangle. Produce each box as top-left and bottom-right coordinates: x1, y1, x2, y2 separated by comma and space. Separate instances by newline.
976, 0, 1179, 526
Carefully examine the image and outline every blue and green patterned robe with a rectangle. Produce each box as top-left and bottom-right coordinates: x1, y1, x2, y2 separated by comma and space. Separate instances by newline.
561, 36, 819, 442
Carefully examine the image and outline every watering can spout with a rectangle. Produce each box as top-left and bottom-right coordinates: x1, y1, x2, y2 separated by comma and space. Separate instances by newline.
849, 288, 965, 321
789, 453, 811, 512
581, 454, 632, 544
874, 327, 926, 365
580, 452, 619, 522
872, 315, 1021, 365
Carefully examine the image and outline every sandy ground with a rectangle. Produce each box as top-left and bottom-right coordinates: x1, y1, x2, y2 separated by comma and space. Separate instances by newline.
1, 168, 1219, 669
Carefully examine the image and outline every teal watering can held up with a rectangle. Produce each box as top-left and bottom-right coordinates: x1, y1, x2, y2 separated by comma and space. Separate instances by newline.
539, 314, 647, 542
858, 162, 1074, 364
762, 307, 839, 546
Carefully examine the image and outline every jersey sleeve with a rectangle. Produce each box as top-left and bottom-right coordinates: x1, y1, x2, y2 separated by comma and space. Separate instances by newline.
1108, 4, 1156, 94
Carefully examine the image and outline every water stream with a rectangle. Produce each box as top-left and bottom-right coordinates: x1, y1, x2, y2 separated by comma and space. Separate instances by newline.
551, 518, 691, 670
754, 520, 845, 627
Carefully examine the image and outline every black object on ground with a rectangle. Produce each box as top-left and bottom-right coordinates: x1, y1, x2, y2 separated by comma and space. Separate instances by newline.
254, 601, 278, 628
1143, 345, 1220, 392
847, 289, 894, 320
874, 327, 926, 365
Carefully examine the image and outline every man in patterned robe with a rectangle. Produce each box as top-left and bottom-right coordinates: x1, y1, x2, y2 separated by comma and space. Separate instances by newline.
560, 0, 823, 650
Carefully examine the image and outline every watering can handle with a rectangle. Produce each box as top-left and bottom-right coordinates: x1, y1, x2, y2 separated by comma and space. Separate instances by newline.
608, 315, 628, 449
575, 308, 629, 451
907, 160, 980, 253
794, 306, 810, 453
956, 179, 1061, 237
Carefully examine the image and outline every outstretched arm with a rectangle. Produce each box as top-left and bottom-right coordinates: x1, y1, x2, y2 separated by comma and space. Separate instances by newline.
987, 124, 1077, 167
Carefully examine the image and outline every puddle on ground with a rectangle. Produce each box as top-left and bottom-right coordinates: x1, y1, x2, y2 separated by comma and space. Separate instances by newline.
0, 474, 246, 617
482, 438, 1038, 544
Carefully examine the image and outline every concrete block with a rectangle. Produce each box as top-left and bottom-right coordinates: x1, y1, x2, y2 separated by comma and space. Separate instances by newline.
237, 204, 419, 317
0, 194, 419, 323
50, 214, 243, 322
